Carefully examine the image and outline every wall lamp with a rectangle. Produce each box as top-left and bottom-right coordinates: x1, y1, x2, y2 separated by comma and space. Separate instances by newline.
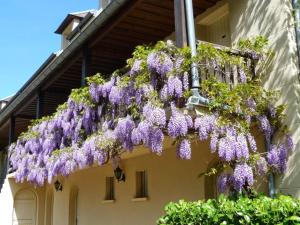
114, 166, 125, 182
54, 180, 63, 192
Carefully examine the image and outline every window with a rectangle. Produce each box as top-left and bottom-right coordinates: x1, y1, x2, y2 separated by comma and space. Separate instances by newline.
104, 177, 115, 200
135, 171, 148, 198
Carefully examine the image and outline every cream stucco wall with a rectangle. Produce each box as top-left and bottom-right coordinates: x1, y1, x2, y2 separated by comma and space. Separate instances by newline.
0, 177, 45, 225
227, 0, 300, 197
50, 141, 215, 225
46, 136, 265, 225
0, 132, 266, 225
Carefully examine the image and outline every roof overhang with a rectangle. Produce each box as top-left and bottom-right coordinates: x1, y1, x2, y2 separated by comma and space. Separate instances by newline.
0, 0, 131, 126
0, 0, 221, 148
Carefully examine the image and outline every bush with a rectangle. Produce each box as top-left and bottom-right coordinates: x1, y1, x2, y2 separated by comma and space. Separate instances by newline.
157, 195, 300, 225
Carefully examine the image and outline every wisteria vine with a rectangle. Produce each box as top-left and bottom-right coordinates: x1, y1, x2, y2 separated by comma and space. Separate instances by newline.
9, 38, 294, 194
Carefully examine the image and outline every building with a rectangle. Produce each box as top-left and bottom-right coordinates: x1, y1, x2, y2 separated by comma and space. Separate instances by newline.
0, 0, 299, 225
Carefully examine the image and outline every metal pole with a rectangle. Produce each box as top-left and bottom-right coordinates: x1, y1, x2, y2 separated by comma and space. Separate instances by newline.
185, 0, 200, 88
174, 0, 188, 47
185, 0, 209, 107
266, 136, 276, 197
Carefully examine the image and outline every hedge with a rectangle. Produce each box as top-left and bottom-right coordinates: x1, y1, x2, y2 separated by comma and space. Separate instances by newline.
157, 195, 300, 225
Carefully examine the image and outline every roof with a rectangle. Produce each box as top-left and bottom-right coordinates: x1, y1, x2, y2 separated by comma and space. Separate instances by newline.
55, 9, 97, 34
0, 95, 14, 102
0, 0, 221, 149
67, 12, 95, 40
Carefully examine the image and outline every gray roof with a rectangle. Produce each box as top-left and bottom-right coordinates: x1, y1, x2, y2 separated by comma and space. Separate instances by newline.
55, 9, 97, 34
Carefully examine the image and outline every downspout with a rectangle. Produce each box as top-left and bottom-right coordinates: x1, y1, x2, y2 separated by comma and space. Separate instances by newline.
266, 137, 276, 197
184, 0, 275, 197
185, 0, 209, 108
292, 0, 300, 82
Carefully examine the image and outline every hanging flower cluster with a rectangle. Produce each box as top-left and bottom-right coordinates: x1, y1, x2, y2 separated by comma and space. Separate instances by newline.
9, 38, 294, 194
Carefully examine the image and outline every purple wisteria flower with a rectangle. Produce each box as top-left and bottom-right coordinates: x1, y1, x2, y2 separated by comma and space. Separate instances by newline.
148, 128, 164, 155
235, 134, 249, 160
141, 84, 154, 97
147, 52, 173, 76
217, 173, 230, 193
174, 57, 184, 70
132, 120, 164, 155
177, 139, 191, 159
232, 163, 254, 192
167, 108, 188, 138
194, 115, 216, 141
115, 116, 135, 151
183, 72, 189, 90
185, 114, 193, 129
131, 128, 143, 145
89, 83, 100, 103
143, 103, 166, 127
238, 67, 247, 83
210, 133, 219, 153
255, 157, 268, 175
130, 59, 142, 76
246, 133, 257, 152
267, 145, 279, 166
278, 144, 288, 173
246, 97, 256, 112
257, 115, 272, 142
266, 143, 288, 173
160, 84, 169, 101
218, 137, 235, 161
102, 77, 115, 98
167, 76, 183, 98
109, 86, 123, 105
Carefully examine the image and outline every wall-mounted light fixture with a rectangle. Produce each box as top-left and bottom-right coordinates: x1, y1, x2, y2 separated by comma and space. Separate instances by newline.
114, 166, 125, 182
54, 180, 63, 192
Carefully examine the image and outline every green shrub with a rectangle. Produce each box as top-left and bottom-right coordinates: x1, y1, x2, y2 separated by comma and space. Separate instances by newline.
157, 195, 300, 225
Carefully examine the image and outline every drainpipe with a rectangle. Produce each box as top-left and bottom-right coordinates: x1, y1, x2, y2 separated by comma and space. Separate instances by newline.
293, 0, 300, 82
266, 137, 276, 197
185, 0, 209, 108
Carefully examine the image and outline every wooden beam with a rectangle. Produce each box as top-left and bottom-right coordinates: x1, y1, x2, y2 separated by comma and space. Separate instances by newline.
8, 116, 15, 145
89, 0, 142, 48
174, 0, 188, 47
45, 87, 71, 95
81, 45, 90, 87
41, 53, 82, 92
15, 114, 35, 120
36, 90, 44, 119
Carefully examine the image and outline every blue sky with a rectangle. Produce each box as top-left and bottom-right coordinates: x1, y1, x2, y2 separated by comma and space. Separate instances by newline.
0, 1, 98, 99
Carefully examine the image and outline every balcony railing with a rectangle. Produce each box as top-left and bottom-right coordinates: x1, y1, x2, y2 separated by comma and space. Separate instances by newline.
197, 41, 258, 89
